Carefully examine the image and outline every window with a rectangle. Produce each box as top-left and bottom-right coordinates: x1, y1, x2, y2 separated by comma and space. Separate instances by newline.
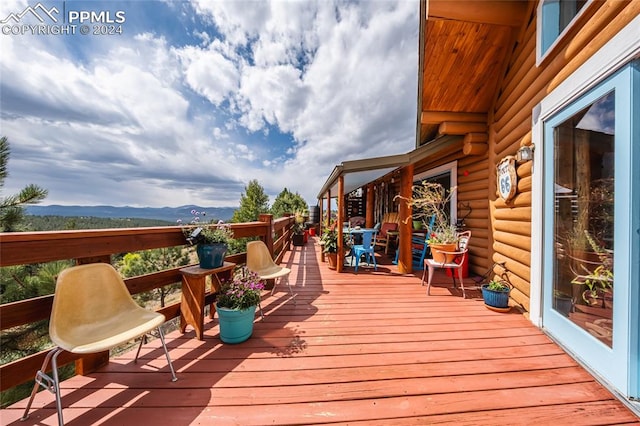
413, 161, 458, 226
538, 0, 588, 60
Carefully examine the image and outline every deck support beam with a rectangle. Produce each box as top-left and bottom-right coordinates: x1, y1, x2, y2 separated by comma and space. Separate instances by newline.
398, 163, 414, 274
337, 175, 345, 273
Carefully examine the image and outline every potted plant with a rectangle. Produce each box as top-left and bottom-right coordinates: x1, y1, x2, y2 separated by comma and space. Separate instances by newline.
396, 181, 458, 263
215, 267, 265, 343
481, 279, 511, 311
180, 210, 234, 269
291, 209, 307, 246
320, 227, 338, 270
553, 290, 573, 317
570, 230, 613, 307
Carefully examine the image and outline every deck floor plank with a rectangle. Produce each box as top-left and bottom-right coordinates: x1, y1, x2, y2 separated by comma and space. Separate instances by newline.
4, 238, 639, 425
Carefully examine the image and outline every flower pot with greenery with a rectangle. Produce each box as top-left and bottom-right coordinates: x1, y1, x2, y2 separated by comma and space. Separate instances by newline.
215, 267, 265, 343
321, 228, 338, 270
291, 209, 308, 246
481, 279, 511, 311
569, 230, 613, 308
180, 210, 234, 269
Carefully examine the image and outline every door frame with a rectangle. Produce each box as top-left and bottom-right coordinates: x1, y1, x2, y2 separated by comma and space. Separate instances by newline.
530, 16, 640, 398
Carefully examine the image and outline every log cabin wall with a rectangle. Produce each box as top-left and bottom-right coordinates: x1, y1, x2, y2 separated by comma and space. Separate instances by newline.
487, 0, 639, 312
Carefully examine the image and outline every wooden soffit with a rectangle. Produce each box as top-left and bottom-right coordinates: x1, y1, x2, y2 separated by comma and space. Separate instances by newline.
417, 0, 530, 146
317, 154, 410, 200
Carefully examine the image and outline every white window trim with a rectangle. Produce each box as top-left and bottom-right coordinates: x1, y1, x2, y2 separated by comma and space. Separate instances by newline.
530, 14, 640, 326
536, 0, 594, 66
413, 160, 458, 225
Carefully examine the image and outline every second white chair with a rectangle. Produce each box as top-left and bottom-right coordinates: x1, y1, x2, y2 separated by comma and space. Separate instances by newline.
246, 241, 296, 312
421, 231, 472, 298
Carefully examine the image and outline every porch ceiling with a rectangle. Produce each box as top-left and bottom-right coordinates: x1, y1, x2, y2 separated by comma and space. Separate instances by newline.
417, 0, 530, 145
317, 153, 409, 199
317, 135, 462, 200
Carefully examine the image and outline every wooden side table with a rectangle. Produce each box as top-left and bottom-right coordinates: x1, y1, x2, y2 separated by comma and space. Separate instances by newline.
179, 262, 235, 340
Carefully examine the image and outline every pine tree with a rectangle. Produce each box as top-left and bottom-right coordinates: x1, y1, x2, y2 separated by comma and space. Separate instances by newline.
231, 179, 270, 223
271, 188, 308, 219
0, 136, 48, 231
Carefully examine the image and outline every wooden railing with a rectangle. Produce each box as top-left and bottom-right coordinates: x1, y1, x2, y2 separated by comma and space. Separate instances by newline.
0, 213, 295, 392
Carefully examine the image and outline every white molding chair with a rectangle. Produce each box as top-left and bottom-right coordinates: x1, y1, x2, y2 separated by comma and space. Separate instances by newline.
22, 263, 177, 425
421, 231, 472, 298
246, 241, 295, 313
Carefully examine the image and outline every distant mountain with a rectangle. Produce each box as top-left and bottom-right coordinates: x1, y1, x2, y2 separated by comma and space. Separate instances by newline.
25, 205, 237, 223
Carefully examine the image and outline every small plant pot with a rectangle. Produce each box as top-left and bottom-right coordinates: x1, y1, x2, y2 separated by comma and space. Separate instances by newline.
326, 252, 338, 270
554, 295, 573, 317
481, 284, 510, 310
196, 243, 227, 269
292, 234, 305, 246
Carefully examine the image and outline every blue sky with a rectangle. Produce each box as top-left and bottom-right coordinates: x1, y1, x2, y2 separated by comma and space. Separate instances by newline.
1, 0, 419, 207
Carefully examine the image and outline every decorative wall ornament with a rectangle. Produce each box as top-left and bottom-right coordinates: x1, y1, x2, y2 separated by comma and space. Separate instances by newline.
496, 155, 517, 202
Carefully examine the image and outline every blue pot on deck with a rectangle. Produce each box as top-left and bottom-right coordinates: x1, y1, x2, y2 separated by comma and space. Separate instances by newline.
215, 305, 257, 344
481, 284, 510, 308
196, 243, 227, 269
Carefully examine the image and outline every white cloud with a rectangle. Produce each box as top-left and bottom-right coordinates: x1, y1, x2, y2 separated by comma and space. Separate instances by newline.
178, 41, 241, 106
1, 0, 419, 208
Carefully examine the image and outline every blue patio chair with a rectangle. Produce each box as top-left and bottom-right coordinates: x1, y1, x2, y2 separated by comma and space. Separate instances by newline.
350, 229, 377, 272
393, 215, 436, 270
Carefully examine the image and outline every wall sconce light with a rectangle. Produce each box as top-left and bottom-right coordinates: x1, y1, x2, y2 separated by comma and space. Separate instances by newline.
516, 144, 535, 163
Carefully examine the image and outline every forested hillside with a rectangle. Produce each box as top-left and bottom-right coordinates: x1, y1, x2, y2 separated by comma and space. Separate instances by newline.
25, 205, 236, 223
24, 215, 173, 231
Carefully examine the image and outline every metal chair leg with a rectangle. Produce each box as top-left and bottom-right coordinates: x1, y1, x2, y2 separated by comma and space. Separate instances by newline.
258, 301, 265, 321
426, 264, 435, 296
21, 347, 64, 425
156, 326, 178, 382
458, 266, 466, 299
134, 334, 148, 363
284, 275, 296, 305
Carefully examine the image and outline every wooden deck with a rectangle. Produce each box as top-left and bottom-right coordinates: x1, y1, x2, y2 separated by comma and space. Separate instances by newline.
5, 238, 639, 425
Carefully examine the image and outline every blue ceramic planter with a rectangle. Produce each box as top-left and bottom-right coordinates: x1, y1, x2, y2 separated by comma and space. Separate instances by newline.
216, 305, 256, 344
481, 285, 510, 308
196, 243, 227, 269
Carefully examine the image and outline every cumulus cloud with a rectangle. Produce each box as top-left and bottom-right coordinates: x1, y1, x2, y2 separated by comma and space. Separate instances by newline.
179, 41, 241, 106
1, 0, 419, 207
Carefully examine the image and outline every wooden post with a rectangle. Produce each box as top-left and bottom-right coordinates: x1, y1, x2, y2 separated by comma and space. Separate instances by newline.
337, 175, 345, 273
319, 196, 324, 233
398, 164, 414, 274
365, 183, 374, 228
326, 191, 331, 226
259, 214, 274, 255
75, 352, 110, 376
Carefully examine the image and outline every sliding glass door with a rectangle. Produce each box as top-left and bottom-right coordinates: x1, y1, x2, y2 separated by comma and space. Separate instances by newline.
543, 61, 638, 397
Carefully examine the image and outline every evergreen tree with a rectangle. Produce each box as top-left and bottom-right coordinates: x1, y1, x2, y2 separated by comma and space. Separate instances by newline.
271, 188, 308, 219
118, 247, 190, 308
0, 136, 48, 231
231, 179, 270, 223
